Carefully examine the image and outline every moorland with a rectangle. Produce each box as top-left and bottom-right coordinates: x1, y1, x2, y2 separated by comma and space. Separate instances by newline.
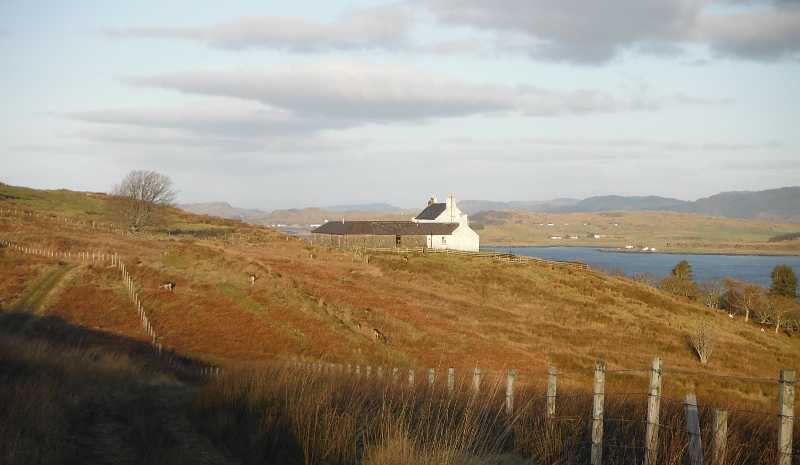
1, 182, 798, 464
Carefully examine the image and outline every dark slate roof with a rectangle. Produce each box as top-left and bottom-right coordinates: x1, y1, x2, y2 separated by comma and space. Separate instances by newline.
312, 221, 457, 236
415, 203, 447, 220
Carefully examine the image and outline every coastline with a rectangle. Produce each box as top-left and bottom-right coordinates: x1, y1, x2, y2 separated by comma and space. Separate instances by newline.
483, 245, 800, 257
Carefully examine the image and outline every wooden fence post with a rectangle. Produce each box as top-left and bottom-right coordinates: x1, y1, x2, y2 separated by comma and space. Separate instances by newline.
778, 369, 795, 465
356, 365, 361, 375
472, 368, 482, 396
684, 394, 703, 465
366, 365, 372, 378
377, 366, 383, 378
429, 368, 435, 386
448, 367, 455, 394
712, 408, 727, 465
547, 365, 557, 421
408, 369, 415, 387
506, 371, 516, 415
592, 362, 605, 465
645, 356, 663, 465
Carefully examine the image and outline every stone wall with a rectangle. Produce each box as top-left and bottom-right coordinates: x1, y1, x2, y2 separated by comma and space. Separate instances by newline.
312, 233, 427, 250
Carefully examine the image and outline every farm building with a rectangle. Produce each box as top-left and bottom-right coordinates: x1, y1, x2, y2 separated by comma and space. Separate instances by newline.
311, 194, 480, 252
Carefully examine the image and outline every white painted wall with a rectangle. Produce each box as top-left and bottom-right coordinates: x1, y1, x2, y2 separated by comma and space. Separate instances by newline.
418, 194, 480, 252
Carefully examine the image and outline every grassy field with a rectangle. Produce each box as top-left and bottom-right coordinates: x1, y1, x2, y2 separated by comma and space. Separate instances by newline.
1, 183, 799, 463
473, 209, 800, 254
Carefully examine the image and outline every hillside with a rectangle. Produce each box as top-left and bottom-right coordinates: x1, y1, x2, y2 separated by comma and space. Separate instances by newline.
463, 186, 800, 223
548, 195, 691, 213
472, 209, 800, 254
693, 187, 800, 222
179, 203, 415, 229
179, 202, 265, 220
2, 184, 798, 398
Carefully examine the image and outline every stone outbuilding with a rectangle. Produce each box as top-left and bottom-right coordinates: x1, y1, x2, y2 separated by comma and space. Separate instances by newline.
311, 194, 480, 252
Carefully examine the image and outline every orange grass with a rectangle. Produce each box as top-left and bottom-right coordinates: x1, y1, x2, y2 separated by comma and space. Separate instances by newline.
192, 362, 800, 465
1, 189, 798, 406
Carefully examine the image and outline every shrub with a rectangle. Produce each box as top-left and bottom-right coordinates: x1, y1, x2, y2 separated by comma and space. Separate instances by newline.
659, 276, 700, 300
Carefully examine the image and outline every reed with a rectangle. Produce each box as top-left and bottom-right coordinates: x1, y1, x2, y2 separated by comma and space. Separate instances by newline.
192, 362, 799, 464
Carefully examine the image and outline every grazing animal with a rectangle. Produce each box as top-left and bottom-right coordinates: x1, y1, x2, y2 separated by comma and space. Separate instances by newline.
403, 256, 409, 261
160, 282, 176, 292
373, 328, 386, 342
728, 314, 734, 318
137, 261, 143, 267
355, 323, 361, 329
250, 274, 257, 285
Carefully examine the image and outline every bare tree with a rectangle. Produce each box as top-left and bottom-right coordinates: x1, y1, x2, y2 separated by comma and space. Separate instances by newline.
723, 278, 763, 322
633, 272, 660, 287
699, 278, 725, 309
690, 324, 715, 364
757, 294, 795, 334
110, 170, 178, 233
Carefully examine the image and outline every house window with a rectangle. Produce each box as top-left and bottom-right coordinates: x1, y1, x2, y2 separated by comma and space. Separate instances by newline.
396, 235, 401, 247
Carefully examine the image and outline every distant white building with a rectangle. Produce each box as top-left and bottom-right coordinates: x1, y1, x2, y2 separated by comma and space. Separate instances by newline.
412, 194, 480, 251
312, 193, 479, 252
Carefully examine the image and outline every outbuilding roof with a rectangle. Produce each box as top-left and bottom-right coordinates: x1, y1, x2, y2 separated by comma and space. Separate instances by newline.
312, 221, 458, 236
414, 203, 447, 220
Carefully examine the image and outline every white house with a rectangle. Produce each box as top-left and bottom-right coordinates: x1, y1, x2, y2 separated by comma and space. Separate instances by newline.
411, 194, 480, 252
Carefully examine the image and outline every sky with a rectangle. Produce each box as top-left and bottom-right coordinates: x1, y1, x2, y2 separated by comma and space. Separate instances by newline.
1, 0, 798, 210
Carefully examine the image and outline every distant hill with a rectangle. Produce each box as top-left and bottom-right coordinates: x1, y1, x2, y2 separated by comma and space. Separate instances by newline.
180, 187, 800, 225
458, 199, 578, 215
322, 203, 403, 213
179, 202, 265, 220
469, 187, 800, 223
692, 187, 800, 223
548, 195, 691, 213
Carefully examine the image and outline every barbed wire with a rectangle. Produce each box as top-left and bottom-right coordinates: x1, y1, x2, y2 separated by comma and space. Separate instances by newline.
662, 370, 779, 383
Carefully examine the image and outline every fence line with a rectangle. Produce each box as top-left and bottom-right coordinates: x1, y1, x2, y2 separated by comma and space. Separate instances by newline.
0, 236, 220, 379
287, 356, 795, 465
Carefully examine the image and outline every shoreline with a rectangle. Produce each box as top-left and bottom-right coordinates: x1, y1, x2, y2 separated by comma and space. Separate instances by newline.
483, 245, 800, 258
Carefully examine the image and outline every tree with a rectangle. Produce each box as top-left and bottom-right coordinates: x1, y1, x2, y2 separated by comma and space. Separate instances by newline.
770, 264, 798, 300
671, 260, 694, 281
722, 278, 764, 323
756, 294, 794, 334
659, 275, 700, 300
633, 272, 660, 287
690, 324, 715, 364
699, 278, 725, 309
110, 170, 178, 233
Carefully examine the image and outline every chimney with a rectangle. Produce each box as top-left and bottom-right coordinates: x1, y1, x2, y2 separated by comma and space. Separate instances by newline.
428, 197, 435, 206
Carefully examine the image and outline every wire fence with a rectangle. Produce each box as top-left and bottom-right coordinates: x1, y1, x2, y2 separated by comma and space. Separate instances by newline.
1, 206, 797, 464
0, 233, 221, 379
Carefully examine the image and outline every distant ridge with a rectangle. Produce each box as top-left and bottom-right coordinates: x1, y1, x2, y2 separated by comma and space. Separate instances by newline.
179, 202, 264, 220
548, 195, 691, 213
458, 199, 578, 215
322, 203, 403, 213
692, 187, 800, 222
468, 187, 800, 223
179, 187, 800, 225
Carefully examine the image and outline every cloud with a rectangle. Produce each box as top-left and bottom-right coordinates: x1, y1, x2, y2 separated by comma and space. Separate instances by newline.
419, 0, 800, 63
67, 98, 345, 136
104, 5, 412, 52
130, 61, 655, 122
671, 92, 733, 105
694, 9, 800, 60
